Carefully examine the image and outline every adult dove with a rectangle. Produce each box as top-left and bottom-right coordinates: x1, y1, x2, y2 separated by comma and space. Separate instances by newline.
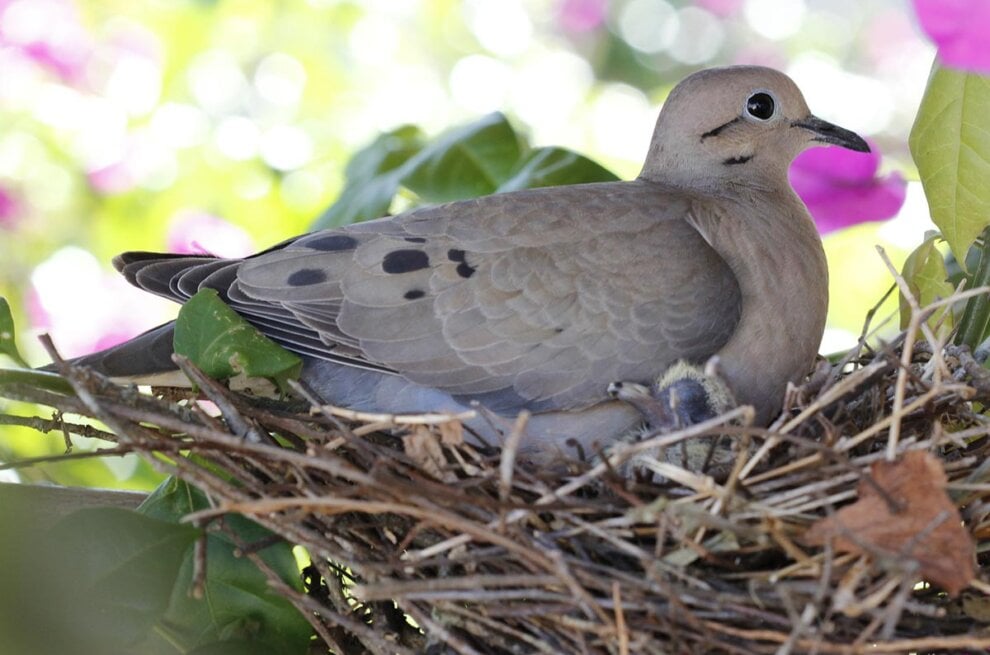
63, 66, 869, 460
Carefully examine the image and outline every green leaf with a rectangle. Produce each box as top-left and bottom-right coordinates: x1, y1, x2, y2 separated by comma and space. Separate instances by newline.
0, 296, 29, 368
909, 64, 990, 269
0, 507, 201, 654
955, 226, 990, 348
900, 234, 955, 332
136, 477, 311, 655
402, 112, 526, 202
173, 289, 302, 391
312, 113, 619, 234
497, 146, 619, 193
312, 125, 425, 229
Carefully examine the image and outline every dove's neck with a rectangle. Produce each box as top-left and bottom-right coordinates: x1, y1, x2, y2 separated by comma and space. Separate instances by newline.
687, 188, 828, 424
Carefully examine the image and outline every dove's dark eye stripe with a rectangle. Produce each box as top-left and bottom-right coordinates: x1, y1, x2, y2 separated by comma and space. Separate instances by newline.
382, 249, 429, 274
722, 155, 753, 166
306, 235, 358, 252
287, 268, 327, 286
700, 117, 740, 140
404, 289, 426, 300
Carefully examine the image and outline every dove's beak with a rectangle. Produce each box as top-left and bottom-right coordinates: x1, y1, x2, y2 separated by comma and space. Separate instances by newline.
792, 116, 870, 152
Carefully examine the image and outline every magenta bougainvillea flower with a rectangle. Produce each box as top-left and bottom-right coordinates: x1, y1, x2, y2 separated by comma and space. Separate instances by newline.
694, 0, 744, 17
0, 185, 20, 229
789, 142, 907, 235
912, 0, 990, 74
166, 210, 255, 258
557, 0, 607, 33
0, 0, 92, 81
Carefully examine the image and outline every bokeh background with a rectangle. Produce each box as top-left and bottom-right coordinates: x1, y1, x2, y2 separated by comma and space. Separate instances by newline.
0, 0, 937, 487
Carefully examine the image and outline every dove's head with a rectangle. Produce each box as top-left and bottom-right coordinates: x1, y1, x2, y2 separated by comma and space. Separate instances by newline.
640, 66, 869, 189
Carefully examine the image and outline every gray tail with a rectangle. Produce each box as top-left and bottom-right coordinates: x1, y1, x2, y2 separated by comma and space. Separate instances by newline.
41, 322, 178, 377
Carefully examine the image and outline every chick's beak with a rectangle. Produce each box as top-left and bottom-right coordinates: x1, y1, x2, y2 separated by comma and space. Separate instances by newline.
792, 116, 870, 152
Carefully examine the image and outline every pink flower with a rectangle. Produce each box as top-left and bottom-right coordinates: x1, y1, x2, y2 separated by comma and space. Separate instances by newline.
29, 247, 176, 358
912, 0, 990, 74
166, 210, 255, 258
0, 185, 20, 229
694, 0, 744, 17
557, 0, 608, 33
0, 0, 92, 81
789, 141, 907, 235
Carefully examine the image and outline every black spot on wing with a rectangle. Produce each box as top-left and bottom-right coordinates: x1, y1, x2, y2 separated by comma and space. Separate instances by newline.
403, 289, 426, 300
287, 268, 327, 286
382, 249, 430, 274
306, 234, 358, 252
447, 249, 476, 278
404, 237, 427, 243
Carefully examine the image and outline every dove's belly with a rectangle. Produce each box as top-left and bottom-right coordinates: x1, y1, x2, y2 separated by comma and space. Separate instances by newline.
303, 358, 642, 460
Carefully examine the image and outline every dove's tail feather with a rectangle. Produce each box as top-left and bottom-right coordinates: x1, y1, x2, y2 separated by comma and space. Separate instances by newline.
41, 322, 183, 383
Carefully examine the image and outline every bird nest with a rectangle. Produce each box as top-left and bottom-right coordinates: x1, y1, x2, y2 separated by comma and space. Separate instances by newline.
7, 295, 990, 655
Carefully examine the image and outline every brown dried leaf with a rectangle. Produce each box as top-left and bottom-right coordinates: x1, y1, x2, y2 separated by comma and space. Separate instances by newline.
403, 426, 456, 482
437, 419, 464, 446
804, 450, 975, 596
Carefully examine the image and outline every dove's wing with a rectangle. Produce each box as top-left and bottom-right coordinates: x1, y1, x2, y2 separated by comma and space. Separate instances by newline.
115, 180, 741, 413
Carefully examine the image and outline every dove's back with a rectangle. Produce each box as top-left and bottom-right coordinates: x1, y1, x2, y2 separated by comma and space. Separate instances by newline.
101, 180, 742, 438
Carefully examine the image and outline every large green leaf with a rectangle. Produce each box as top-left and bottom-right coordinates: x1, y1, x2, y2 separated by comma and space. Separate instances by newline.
497, 146, 619, 193
401, 112, 526, 202
173, 288, 302, 391
135, 477, 311, 655
0, 296, 29, 368
311, 113, 619, 232
900, 234, 956, 332
909, 64, 990, 269
0, 506, 201, 655
313, 125, 426, 229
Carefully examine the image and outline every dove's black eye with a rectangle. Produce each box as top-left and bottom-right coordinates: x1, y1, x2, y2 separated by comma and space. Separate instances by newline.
746, 92, 775, 120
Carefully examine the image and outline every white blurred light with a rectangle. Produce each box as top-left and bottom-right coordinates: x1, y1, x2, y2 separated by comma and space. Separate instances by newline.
449, 55, 512, 114
215, 116, 261, 161
126, 129, 179, 191
617, 0, 678, 54
789, 53, 895, 135
348, 15, 401, 65
0, 47, 43, 110
281, 169, 324, 210
254, 52, 307, 108
70, 96, 129, 169
510, 50, 593, 133
261, 125, 313, 171
150, 103, 210, 149
32, 83, 85, 130
876, 182, 937, 249
820, 326, 858, 355
668, 7, 724, 65
188, 50, 249, 114
24, 162, 73, 211
365, 66, 450, 132
235, 169, 273, 200
588, 84, 655, 164
465, 0, 534, 56
105, 55, 161, 116
745, 0, 805, 40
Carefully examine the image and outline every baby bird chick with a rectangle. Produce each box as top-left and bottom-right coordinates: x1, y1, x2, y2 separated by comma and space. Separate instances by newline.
607, 360, 740, 478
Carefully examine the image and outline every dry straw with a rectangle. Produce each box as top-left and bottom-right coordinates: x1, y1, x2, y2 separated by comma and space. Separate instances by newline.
3, 264, 990, 654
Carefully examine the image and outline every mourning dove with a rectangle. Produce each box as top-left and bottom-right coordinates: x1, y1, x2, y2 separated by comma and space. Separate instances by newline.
63, 66, 868, 461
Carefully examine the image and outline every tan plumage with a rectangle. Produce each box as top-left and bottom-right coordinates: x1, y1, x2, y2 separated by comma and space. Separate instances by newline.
68, 66, 869, 460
